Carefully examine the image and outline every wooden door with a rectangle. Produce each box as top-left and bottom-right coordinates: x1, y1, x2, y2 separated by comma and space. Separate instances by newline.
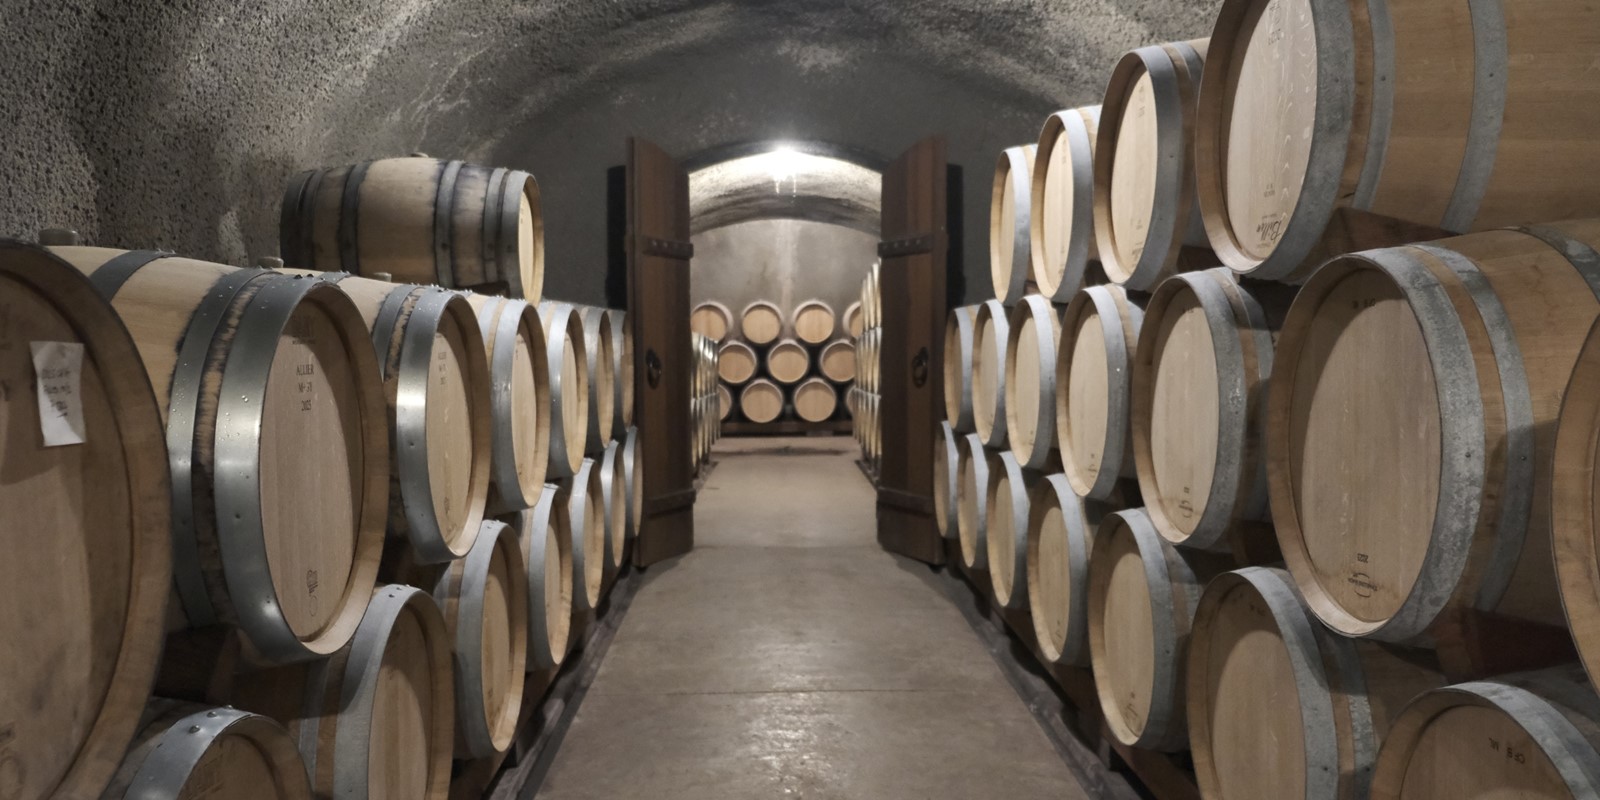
627, 136, 696, 566
877, 137, 949, 564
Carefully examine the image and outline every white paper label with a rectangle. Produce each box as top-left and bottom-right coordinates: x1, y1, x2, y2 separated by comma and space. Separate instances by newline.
31, 341, 85, 447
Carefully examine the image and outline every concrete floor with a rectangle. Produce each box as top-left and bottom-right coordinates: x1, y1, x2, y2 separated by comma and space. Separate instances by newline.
535, 436, 1092, 799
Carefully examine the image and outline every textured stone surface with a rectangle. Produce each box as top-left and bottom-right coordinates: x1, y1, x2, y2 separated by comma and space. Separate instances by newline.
0, 0, 1217, 305
536, 437, 1092, 799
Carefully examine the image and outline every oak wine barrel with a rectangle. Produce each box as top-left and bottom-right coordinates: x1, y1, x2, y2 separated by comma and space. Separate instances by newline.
327, 274, 492, 565
794, 378, 838, 423
792, 299, 837, 345
600, 440, 629, 569
971, 300, 1011, 447
235, 585, 454, 800
467, 295, 550, 513
717, 384, 733, 420
1026, 475, 1104, 666
604, 309, 632, 434
690, 301, 732, 342
740, 379, 784, 424
280, 156, 543, 299
1095, 40, 1211, 291
536, 301, 589, 479
1272, 222, 1600, 642
507, 486, 573, 671
1088, 507, 1227, 751
991, 144, 1037, 305
985, 450, 1034, 609
766, 338, 810, 385
843, 301, 864, 338
0, 242, 172, 798
944, 305, 977, 432
1030, 106, 1101, 302
576, 306, 615, 456
718, 341, 758, 385
568, 458, 608, 613
1058, 285, 1143, 500
623, 427, 643, 544
956, 433, 994, 570
934, 422, 961, 540
1187, 567, 1446, 799
819, 340, 856, 384
864, 262, 881, 330
62, 249, 390, 662
100, 702, 310, 800
1133, 268, 1283, 554
741, 301, 784, 346
1197, 0, 1600, 281
1005, 294, 1062, 470
1371, 665, 1600, 799
433, 520, 527, 758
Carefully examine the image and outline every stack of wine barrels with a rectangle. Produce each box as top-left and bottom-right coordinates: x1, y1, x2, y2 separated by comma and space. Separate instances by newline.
698, 295, 857, 428
6, 150, 652, 796
931, 1, 1600, 792
853, 262, 882, 472
691, 332, 720, 468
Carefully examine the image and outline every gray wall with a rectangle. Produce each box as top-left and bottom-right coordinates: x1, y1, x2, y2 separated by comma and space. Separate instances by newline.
692, 219, 877, 339
0, 0, 1219, 306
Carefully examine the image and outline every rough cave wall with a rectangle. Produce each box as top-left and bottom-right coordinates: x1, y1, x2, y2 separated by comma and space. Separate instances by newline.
0, 0, 1218, 306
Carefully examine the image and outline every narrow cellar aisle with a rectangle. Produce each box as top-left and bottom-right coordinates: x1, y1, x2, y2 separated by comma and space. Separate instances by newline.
535, 437, 1090, 799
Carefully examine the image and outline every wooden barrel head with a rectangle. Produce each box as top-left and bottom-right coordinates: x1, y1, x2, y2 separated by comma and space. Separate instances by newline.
365, 591, 450, 800
570, 459, 607, 612
508, 302, 551, 504
844, 301, 864, 338
436, 521, 528, 757
690, 302, 732, 342
424, 297, 490, 557
972, 300, 1010, 447
1089, 513, 1159, 744
514, 486, 573, 670
766, 340, 810, 385
1026, 476, 1095, 665
105, 705, 311, 800
718, 341, 758, 384
1031, 107, 1100, 301
0, 247, 170, 799
605, 310, 632, 434
985, 451, 1030, 608
792, 300, 836, 345
602, 441, 628, 568
794, 378, 837, 422
1006, 296, 1061, 469
944, 306, 976, 432
1275, 261, 1441, 634
740, 380, 784, 424
819, 340, 856, 383
933, 422, 960, 539
1140, 285, 1220, 538
1107, 68, 1162, 279
956, 434, 992, 569
512, 173, 545, 303
990, 146, 1036, 304
741, 301, 783, 346
717, 384, 732, 420
1062, 293, 1114, 495
540, 302, 588, 478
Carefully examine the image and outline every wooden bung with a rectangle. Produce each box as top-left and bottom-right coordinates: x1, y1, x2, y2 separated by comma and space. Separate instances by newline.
0, 243, 171, 798
1095, 39, 1212, 291
1058, 284, 1144, 500
1005, 294, 1062, 471
943, 305, 977, 432
791, 299, 837, 345
1270, 221, 1600, 642
985, 450, 1037, 609
934, 422, 962, 541
600, 440, 629, 569
740, 300, 784, 346
1197, 0, 1600, 281
971, 300, 1012, 447
508, 485, 574, 672
1133, 267, 1287, 557
1030, 105, 1102, 302
740, 378, 783, 424
100, 701, 311, 800
990, 144, 1037, 305
234, 585, 454, 800
433, 520, 528, 758
280, 156, 543, 300
689, 301, 732, 342
466, 295, 550, 513
765, 338, 810, 385
1026, 475, 1107, 667
321, 274, 492, 566
576, 306, 615, 456
794, 378, 838, 423
605, 309, 633, 435
61, 251, 389, 663
1371, 665, 1600, 799
1087, 507, 1230, 751
535, 301, 589, 479
819, 340, 856, 384
1187, 567, 1446, 799
567, 458, 608, 614
956, 433, 996, 570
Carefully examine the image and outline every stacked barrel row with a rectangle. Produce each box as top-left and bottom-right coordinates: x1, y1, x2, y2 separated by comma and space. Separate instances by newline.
4, 153, 647, 800
692, 298, 857, 426
943, 1, 1600, 797
850, 263, 882, 472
